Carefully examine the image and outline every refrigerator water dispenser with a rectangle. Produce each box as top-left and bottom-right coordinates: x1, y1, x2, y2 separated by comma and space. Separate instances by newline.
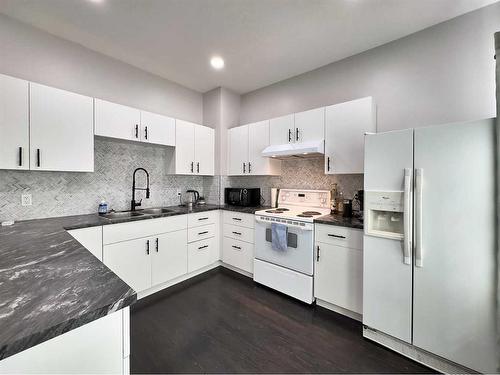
365, 191, 404, 240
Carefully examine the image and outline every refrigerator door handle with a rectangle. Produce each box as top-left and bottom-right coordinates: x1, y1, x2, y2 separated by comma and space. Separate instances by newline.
415, 168, 423, 267
403, 168, 412, 265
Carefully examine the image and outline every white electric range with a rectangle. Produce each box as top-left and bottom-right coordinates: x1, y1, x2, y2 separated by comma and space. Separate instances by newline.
253, 189, 331, 304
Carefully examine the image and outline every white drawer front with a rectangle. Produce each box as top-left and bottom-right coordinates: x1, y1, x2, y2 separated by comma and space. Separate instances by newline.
188, 237, 215, 273
103, 215, 187, 245
223, 210, 254, 228
222, 237, 254, 273
188, 224, 216, 243
315, 224, 363, 250
223, 224, 254, 244
188, 210, 219, 228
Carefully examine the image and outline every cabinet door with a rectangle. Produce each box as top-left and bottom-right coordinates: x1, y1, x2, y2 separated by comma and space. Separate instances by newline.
314, 242, 363, 314
152, 230, 188, 286
222, 237, 254, 273
325, 97, 375, 174
30, 83, 94, 172
228, 125, 248, 175
140, 111, 175, 146
294, 107, 325, 143
103, 237, 151, 293
174, 120, 195, 174
248, 120, 280, 175
269, 114, 294, 145
194, 124, 215, 175
188, 237, 215, 273
0, 74, 29, 170
95, 99, 141, 141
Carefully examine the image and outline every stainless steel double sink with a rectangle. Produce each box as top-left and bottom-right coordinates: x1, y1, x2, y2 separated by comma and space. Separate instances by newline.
102, 207, 175, 220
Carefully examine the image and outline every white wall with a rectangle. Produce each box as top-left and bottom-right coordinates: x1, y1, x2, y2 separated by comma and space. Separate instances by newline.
240, 3, 499, 132
0, 13, 202, 123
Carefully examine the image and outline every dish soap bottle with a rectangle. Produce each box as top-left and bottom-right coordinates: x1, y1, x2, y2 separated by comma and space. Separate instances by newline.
98, 200, 108, 215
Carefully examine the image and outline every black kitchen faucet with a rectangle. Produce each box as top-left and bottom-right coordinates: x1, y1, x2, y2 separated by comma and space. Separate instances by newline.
131, 167, 150, 211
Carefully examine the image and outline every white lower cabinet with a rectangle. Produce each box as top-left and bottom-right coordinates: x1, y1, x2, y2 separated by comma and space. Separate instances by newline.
188, 237, 216, 273
67, 226, 103, 261
222, 236, 254, 274
104, 237, 152, 293
314, 224, 363, 316
222, 211, 255, 274
0, 309, 128, 374
152, 230, 188, 285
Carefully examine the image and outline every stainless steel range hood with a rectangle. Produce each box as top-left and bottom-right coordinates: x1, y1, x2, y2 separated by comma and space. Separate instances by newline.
261, 140, 325, 159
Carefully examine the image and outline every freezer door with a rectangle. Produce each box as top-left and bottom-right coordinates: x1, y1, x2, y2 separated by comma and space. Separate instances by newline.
413, 119, 497, 373
363, 129, 413, 343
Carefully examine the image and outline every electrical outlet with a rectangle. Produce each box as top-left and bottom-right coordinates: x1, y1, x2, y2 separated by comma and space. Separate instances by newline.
21, 193, 32, 206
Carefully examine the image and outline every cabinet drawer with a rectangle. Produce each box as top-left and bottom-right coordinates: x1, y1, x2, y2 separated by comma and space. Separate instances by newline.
222, 237, 254, 273
188, 237, 215, 273
188, 224, 216, 243
223, 210, 254, 228
188, 210, 219, 228
315, 224, 363, 250
223, 224, 254, 243
103, 215, 187, 245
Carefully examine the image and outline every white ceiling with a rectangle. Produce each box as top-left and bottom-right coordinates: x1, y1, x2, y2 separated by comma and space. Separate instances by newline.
0, 0, 497, 94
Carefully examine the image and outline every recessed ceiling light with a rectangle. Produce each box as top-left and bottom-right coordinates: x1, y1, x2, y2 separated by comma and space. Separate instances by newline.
88, 0, 104, 3
210, 56, 225, 70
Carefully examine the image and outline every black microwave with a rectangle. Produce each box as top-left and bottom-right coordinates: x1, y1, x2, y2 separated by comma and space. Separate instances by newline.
225, 188, 261, 207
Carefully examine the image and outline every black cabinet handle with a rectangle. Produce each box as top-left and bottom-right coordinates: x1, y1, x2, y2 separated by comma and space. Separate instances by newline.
328, 234, 346, 239
288, 128, 292, 142
232, 231, 242, 235
36, 149, 41, 167
146, 240, 150, 255
155, 238, 159, 252
18, 147, 22, 167
296, 128, 299, 141
135, 124, 139, 139
248, 162, 251, 173
198, 231, 209, 235
198, 245, 209, 250
317, 245, 320, 261
197, 162, 200, 173
327, 156, 331, 171
191, 162, 194, 173
144, 126, 148, 140
198, 217, 208, 221
243, 162, 246, 173
232, 217, 242, 221
232, 245, 241, 250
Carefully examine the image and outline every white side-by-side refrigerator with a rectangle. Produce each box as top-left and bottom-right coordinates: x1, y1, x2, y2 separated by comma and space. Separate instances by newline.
363, 118, 497, 373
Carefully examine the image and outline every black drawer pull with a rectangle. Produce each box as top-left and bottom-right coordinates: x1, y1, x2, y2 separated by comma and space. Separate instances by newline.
144, 126, 148, 140
198, 217, 209, 221
146, 240, 150, 255
232, 231, 242, 235
198, 245, 209, 250
36, 149, 41, 167
155, 238, 159, 252
18, 147, 22, 167
232, 217, 242, 221
198, 231, 209, 235
232, 245, 241, 250
135, 124, 139, 138
317, 245, 320, 261
328, 234, 346, 239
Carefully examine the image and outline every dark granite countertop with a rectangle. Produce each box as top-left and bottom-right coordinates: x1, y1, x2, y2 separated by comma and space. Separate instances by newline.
219, 204, 271, 214
0, 203, 260, 360
314, 213, 364, 230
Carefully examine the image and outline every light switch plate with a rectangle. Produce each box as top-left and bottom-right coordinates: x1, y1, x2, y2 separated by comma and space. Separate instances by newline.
21, 193, 32, 206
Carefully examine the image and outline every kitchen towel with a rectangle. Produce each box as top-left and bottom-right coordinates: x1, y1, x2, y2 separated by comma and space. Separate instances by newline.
271, 222, 288, 251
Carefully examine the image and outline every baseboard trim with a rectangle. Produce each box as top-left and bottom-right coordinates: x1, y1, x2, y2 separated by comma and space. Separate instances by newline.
316, 299, 362, 322
363, 327, 475, 374
220, 262, 253, 278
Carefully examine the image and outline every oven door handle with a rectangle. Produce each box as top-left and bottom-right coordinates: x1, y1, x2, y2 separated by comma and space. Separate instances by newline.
254, 216, 313, 231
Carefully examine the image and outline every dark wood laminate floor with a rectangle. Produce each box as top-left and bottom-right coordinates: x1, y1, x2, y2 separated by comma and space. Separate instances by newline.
131, 268, 434, 374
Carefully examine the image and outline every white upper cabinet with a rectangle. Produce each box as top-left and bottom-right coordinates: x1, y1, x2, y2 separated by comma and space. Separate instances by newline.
140, 110, 175, 146
94, 99, 141, 141
194, 124, 215, 175
169, 120, 215, 175
228, 125, 248, 175
30, 83, 94, 172
325, 96, 376, 174
248, 120, 281, 175
269, 114, 294, 145
294, 107, 325, 143
0, 74, 29, 170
